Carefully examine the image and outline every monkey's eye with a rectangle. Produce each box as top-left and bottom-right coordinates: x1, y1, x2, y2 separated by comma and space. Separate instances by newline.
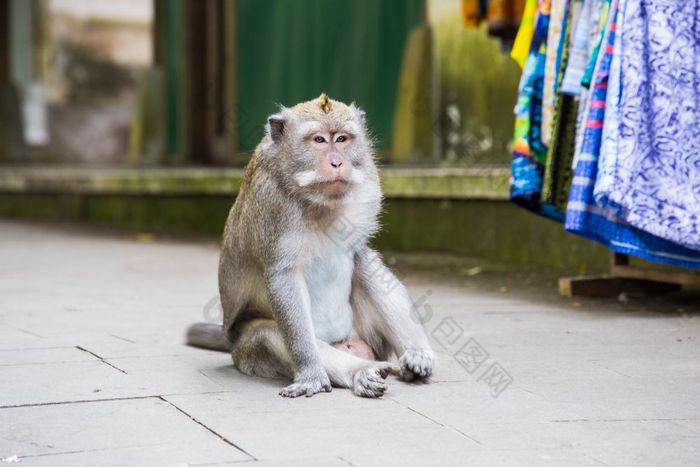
336, 135, 347, 143
313, 136, 326, 144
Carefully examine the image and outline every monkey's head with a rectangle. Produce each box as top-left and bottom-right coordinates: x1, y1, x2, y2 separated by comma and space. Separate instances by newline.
261, 93, 377, 206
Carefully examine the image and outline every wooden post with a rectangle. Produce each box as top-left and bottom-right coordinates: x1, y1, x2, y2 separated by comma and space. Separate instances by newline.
153, 0, 164, 67
185, 0, 208, 164
0, 0, 9, 85
227, 0, 240, 164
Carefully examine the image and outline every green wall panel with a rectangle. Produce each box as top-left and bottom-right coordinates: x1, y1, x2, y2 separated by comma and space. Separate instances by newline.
237, 0, 424, 151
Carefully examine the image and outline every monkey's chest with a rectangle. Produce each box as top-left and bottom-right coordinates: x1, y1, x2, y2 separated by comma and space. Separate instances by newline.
303, 244, 355, 344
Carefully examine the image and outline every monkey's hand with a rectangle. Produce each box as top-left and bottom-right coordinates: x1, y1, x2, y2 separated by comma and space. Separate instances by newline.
399, 348, 434, 381
353, 362, 401, 398
279, 366, 332, 398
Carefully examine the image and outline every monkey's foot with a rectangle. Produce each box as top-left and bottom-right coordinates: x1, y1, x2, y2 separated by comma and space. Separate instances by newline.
399, 349, 434, 381
352, 362, 400, 398
279, 370, 332, 398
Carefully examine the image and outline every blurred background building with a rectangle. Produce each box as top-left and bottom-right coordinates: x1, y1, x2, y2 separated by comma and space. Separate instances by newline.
2, 0, 614, 274
0, 0, 520, 168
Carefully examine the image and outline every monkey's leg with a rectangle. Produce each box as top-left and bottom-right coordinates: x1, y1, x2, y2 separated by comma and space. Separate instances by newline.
230, 319, 295, 380
351, 247, 434, 380
231, 319, 398, 397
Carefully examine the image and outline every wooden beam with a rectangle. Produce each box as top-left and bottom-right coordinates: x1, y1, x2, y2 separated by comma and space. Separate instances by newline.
559, 275, 681, 298
611, 265, 700, 288
609, 251, 700, 287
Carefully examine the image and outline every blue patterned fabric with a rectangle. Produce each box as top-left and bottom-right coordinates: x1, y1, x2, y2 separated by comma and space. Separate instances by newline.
564, 0, 700, 269
592, 0, 700, 251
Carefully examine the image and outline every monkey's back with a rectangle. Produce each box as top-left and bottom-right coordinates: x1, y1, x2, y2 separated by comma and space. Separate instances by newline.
219, 145, 303, 335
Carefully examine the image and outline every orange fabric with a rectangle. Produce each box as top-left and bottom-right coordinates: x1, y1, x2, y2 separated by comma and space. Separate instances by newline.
462, 0, 481, 27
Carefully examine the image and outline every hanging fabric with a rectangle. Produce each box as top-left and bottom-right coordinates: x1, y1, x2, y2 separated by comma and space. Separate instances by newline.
510, 0, 565, 220
541, 0, 578, 210
564, 0, 700, 268
462, 0, 528, 42
592, 0, 700, 251
510, 0, 538, 68
509, 0, 700, 269
540, 0, 569, 147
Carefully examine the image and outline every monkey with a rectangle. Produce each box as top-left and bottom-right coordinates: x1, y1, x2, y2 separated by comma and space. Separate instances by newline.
187, 93, 434, 398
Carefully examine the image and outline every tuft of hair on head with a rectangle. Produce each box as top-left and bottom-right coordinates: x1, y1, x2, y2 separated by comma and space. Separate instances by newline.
319, 92, 333, 114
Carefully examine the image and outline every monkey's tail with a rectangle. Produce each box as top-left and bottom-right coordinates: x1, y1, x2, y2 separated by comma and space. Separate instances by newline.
186, 322, 231, 352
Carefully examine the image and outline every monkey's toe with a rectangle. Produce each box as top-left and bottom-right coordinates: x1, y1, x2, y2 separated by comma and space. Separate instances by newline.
279, 379, 331, 398
353, 368, 388, 398
399, 349, 434, 380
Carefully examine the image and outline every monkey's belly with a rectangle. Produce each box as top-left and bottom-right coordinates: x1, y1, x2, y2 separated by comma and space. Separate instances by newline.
304, 241, 355, 343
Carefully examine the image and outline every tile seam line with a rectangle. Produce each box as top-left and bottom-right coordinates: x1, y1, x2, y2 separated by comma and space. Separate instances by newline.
388, 397, 483, 446
159, 395, 257, 461
0, 394, 160, 409
75, 345, 128, 374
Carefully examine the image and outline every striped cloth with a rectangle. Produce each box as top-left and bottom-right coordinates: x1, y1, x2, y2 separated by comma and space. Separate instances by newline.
540, 0, 569, 146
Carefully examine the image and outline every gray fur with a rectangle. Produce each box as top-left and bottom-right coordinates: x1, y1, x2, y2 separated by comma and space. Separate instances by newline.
186, 322, 230, 352
187, 95, 434, 398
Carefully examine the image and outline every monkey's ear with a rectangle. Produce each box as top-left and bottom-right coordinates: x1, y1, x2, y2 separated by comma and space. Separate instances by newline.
267, 114, 285, 144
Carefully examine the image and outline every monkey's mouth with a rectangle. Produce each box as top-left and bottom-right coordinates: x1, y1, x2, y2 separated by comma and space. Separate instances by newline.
318, 179, 350, 196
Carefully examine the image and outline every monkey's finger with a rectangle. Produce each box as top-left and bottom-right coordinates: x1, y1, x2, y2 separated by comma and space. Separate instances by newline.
367, 371, 387, 385
279, 384, 305, 397
421, 359, 432, 377
364, 378, 387, 393
386, 364, 402, 377
406, 359, 428, 378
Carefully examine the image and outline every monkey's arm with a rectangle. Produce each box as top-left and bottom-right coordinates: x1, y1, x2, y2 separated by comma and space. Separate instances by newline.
266, 268, 332, 397
352, 248, 434, 379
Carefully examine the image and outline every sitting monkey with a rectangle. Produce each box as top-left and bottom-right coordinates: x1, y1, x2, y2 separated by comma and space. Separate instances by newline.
187, 93, 434, 398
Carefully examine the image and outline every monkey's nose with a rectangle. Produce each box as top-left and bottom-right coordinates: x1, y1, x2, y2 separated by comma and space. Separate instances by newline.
331, 161, 342, 168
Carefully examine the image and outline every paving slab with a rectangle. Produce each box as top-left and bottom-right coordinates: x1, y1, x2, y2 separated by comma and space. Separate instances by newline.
0, 397, 251, 466
0, 220, 699, 466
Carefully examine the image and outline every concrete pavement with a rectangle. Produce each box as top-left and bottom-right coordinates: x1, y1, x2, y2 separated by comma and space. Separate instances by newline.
0, 220, 698, 466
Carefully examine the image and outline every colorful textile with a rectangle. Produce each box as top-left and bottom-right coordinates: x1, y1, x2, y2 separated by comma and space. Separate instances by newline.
541, 94, 578, 210
510, 0, 538, 68
462, 0, 487, 27
592, 0, 700, 251
540, 0, 568, 146
559, 0, 601, 96
487, 0, 528, 41
463, 0, 527, 41
510, 0, 564, 220
541, 0, 579, 210
580, 0, 610, 88
592, 0, 623, 218
564, 0, 700, 269
571, 0, 609, 173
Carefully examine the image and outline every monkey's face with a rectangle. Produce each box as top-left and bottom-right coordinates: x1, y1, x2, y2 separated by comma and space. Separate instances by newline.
264, 96, 375, 206
295, 122, 355, 198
